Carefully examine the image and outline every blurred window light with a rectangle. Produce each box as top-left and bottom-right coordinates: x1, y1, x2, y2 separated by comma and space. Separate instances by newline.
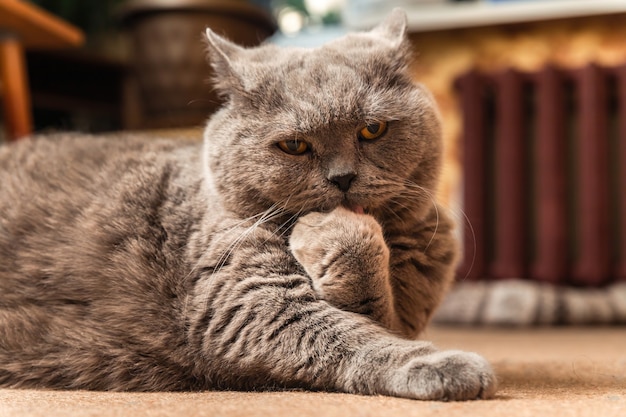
304, 0, 347, 17
278, 7, 306, 35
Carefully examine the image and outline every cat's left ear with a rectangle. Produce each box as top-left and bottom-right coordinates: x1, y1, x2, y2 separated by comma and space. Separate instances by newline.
371, 8, 407, 46
204, 29, 247, 97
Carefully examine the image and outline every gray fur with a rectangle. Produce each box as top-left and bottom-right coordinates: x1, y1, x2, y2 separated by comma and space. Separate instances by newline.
0, 9, 495, 400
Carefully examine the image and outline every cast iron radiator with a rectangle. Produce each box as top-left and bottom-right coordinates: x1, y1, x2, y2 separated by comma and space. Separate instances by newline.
456, 64, 626, 286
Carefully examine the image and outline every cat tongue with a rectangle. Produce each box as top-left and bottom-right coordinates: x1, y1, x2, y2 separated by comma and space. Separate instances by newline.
346, 205, 365, 214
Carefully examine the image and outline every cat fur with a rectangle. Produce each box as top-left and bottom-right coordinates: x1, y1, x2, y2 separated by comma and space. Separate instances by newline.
0, 9, 496, 400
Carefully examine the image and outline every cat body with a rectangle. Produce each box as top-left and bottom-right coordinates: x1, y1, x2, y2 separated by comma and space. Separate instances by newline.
0, 10, 495, 400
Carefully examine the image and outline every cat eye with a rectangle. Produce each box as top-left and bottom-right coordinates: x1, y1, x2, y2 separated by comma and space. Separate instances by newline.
358, 121, 388, 141
277, 139, 309, 155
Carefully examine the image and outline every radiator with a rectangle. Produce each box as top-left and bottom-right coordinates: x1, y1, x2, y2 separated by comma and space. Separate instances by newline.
456, 64, 626, 286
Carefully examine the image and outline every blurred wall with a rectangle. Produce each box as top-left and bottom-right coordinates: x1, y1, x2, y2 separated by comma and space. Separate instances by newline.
405, 13, 626, 207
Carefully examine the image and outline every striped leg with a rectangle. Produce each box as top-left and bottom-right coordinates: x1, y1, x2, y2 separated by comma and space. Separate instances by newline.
188, 270, 495, 400
187, 223, 495, 400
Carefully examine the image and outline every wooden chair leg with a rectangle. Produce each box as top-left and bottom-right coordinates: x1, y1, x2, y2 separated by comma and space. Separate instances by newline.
0, 36, 32, 141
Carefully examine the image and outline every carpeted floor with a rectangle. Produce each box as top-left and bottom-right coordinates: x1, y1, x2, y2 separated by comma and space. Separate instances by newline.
1, 327, 624, 417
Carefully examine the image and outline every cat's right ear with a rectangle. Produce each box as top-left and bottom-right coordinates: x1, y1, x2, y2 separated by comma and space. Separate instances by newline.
371, 8, 408, 47
204, 29, 246, 97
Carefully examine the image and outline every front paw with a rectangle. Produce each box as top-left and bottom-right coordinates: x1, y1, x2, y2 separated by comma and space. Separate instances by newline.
387, 350, 497, 401
289, 207, 392, 314
289, 207, 389, 282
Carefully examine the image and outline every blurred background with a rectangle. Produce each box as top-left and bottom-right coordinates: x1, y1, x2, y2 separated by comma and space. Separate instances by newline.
0, 0, 620, 136
1, 0, 596, 138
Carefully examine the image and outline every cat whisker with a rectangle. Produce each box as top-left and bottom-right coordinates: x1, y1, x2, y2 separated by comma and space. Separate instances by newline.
383, 188, 432, 219
182, 204, 285, 294
275, 206, 306, 241
399, 179, 478, 280
453, 206, 477, 282
272, 208, 299, 238
212, 204, 286, 275
400, 180, 436, 201
380, 203, 405, 223
396, 180, 440, 253
198, 204, 288, 313
214, 209, 276, 235
423, 202, 439, 254
180, 208, 279, 286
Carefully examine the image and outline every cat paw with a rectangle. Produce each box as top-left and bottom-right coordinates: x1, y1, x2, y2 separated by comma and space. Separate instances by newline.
387, 350, 497, 401
289, 207, 389, 282
289, 207, 394, 319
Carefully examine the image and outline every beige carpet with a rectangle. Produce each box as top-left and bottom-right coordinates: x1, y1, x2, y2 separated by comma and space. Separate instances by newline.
1, 327, 624, 417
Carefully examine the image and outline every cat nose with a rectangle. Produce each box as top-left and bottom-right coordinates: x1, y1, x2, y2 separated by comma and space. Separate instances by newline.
329, 172, 356, 192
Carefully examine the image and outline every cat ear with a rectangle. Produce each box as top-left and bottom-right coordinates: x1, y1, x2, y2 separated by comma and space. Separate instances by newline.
204, 28, 247, 97
371, 8, 407, 45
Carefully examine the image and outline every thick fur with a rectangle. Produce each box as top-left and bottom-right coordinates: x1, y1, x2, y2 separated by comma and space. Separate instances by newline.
0, 10, 496, 400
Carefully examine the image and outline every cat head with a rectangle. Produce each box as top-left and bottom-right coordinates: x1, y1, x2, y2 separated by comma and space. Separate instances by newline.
202, 9, 442, 221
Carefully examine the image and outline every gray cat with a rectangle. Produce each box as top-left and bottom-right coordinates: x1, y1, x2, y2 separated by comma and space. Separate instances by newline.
0, 10, 495, 400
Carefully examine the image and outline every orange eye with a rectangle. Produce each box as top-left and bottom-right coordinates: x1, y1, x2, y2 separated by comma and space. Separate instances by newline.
277, 139, 309, 155
358, 121, 388, 141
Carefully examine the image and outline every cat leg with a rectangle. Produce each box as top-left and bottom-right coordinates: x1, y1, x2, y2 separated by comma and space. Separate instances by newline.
188, 220, 495, 400
189, 267, 496, 400
289, 207, 403, 333
316, 320, 497, 401
383, 203, 459, 338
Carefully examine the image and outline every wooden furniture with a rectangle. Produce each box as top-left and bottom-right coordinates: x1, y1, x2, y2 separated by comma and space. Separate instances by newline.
0, 0, 83, 141
118, 0, 275, 129
26, 49, 129, 132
